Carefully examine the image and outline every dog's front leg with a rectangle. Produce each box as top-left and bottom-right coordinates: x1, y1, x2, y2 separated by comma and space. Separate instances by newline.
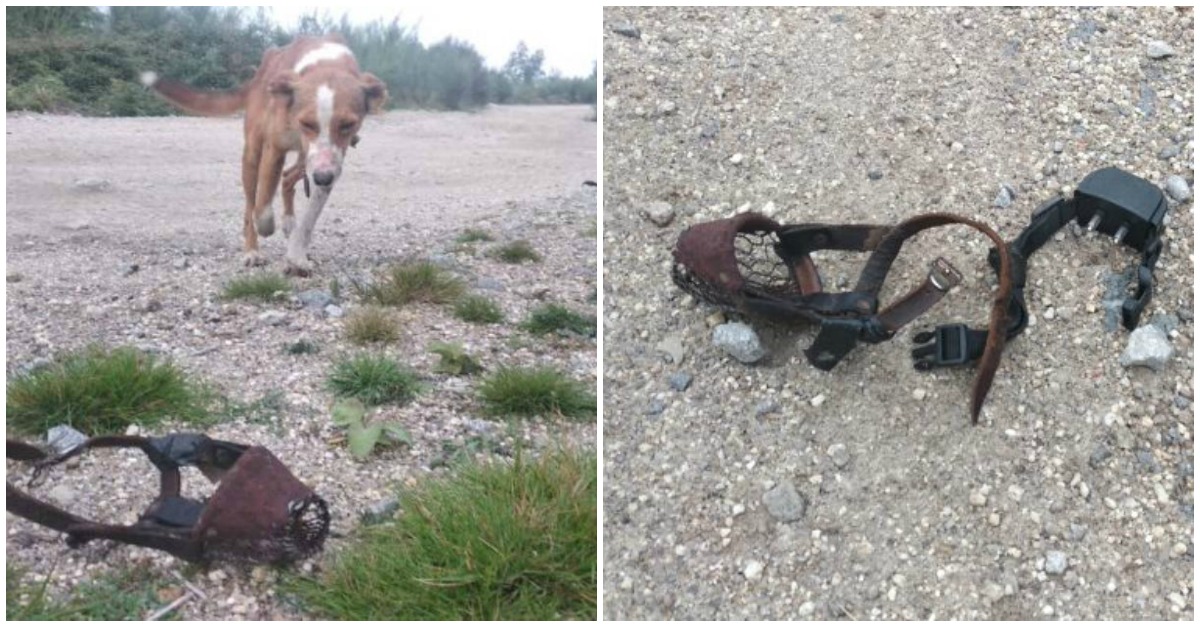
284, 184, 331, 277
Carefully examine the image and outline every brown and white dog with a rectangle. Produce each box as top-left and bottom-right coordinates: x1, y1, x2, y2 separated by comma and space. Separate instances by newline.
142, 35, 388, 274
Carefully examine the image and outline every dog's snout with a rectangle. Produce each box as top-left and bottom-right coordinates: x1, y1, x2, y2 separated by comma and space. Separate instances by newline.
313, 171, 335, 187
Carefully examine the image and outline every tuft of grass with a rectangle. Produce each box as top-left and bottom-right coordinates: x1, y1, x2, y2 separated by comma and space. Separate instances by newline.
328, 355, 422, 406
357, 261, 466, 307
286, 449, 597, 620
490, 240, 541, 264
7, 565, 166, 621
453, 295, 504, 324
520, 304, 596, 337
478, 367, 595, 420
6, 346, 212, 435
345, 307, 401, 345
221, 273, 291, 302
286, 339, 320, 355
455, 228, 494, 243
429, 342, 484, 376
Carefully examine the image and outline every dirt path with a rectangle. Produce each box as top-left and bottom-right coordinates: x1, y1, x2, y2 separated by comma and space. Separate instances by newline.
5, 105, 597, 619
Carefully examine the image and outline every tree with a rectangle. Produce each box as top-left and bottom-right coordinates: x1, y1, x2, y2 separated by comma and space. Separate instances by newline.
503, 41, 544, 84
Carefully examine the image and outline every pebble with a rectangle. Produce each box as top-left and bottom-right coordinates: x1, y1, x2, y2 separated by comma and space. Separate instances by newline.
323, 304, 344, 318
743, 559, 764, 580
827, 443, 850, 468
810, 394, 826, 408
729, 153, 745, 165
612, 22, 641, 39
1053, 140, 1065, 153
762, 480, 806, 522
1147, 40, 1175, 59
668, 371, 693, 392
797, 601, 816, 617
47, 425, 87, 455
72, 177, 111, 192
1167, 592, 1186, 609
645, 399, 666, 416
912, 388, 927, 401
642, 201, 675, 227
969, 491, 988, 507
867, 168, 884, 181
993, 183, 1016, 208
1119, 325, 1174, 371
172, 257, 189, 270
1163, 175, 1191, 202
1068, 523, 1088, 541
755, 399, 780, 416
121, 263, 139, 276
297, 289, 334, 309
656, 333, 685, 364
258, 310, 290, 327
1044, 550, 1069, 575
712, 322, 767, 363
1158, 145, 1180, 160
658, 101, 677, 115
47, 485, 76, 505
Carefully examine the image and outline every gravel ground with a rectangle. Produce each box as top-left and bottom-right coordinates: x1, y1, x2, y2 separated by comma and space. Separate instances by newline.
5, 105, 597, 619
602, 7, 1192, 621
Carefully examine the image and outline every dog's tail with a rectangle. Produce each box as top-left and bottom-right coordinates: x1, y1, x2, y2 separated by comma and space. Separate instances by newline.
140, 71, 249, 117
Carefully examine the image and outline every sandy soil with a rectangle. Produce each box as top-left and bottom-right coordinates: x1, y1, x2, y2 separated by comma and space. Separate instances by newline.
602, 6, 1192, 621
5, 105, 597, 619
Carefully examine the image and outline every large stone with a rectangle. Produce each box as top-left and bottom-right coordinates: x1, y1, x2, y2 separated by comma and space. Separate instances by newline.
1119, 325, 1174, 371
762, 480, 807, 522
47, 425, 88, 455
712, 322, 767, 364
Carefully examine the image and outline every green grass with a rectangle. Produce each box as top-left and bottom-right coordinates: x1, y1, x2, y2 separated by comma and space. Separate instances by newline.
453, 295, 504, 324
286, 449, 596, 620
221, 273, 291, 302
490, 240, 541, 264
520, 304, 596, 337
328, 355, 422, 406
345, 307, 401, 345
455, 228, 494, 243
357, 261, 466, 307
6, 346, 212, 435
478, 367, 595, 420
7, 566, 167, 621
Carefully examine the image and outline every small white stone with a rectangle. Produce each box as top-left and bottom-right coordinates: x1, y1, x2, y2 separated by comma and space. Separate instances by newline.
810, 394, 826, 408
743, 559, 764, 580
969, 491, 988, 507
797, 601, 816, 616
732, 503, 746, 516
620, 576, 633, 590
1044, 307, 1055, 320
912, 388, 927, 401
730, 153, 745, 165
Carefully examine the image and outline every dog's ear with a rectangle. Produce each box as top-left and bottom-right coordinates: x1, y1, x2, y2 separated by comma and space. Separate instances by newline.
360, 73, 388, 114
268, 71, 300, 104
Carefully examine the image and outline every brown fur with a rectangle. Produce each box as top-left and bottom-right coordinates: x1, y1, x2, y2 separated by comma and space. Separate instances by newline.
145, 35, 388, 271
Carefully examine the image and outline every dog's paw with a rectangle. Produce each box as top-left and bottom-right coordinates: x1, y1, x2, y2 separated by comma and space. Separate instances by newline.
256, 211, 275, 238
243, 250, 267, 267
284, 256, 314, 277
281, 214, 295, 237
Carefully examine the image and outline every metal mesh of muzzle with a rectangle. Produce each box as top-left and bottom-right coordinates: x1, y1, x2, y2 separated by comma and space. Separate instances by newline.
672, 228, 799, 311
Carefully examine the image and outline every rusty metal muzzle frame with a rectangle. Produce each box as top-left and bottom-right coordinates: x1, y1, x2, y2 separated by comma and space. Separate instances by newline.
6, 433, 329, 565
672, 211, 1013, 423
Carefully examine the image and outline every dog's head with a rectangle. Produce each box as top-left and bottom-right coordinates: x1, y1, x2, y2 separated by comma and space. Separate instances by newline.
269, 69, 388, 188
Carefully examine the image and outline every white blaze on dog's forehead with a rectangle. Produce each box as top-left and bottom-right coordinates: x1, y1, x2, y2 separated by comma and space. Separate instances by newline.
317, 84, 334, 142
293, 42, 353, 73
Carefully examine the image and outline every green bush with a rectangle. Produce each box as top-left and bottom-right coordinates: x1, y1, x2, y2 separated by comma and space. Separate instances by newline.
6, 346, 211, 436
287, 449, 596, 620
221, 273, 290, 302
520, 304, 596, 337
479, 367, 595, 420
453, 295, 503, 324
345, 307, 400, 345
329, 355, 422, 406
356, 261, 465, 307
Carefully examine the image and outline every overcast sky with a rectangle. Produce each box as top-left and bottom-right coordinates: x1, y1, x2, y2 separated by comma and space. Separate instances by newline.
268, 4, 598, 77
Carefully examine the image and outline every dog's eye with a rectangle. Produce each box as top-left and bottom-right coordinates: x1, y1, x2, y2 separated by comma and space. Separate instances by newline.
339, 122, 356, 134
300, 121, 319, 134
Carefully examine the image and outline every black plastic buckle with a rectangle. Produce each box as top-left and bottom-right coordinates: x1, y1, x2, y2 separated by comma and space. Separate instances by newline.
911, 324, 986, 370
